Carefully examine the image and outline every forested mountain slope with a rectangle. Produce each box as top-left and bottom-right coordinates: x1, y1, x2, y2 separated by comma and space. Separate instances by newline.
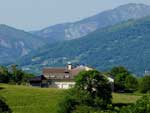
22, 17, 150, 75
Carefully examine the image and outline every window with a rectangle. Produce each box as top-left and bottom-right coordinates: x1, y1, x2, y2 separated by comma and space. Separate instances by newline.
64, 75, 70, 78
50, 75, 55, 78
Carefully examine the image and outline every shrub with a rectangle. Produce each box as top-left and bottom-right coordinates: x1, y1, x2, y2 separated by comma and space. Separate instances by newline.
120, 95, 150, 113
57, 89, 78, 113
139, 75, 150, 93
0, 97, 12, 113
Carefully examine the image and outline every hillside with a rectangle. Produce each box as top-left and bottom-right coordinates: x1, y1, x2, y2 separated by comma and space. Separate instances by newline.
32, 3, 150, 42
0, 24, 46, 65
21, 17, 150, 75
1, 3, 150, 68
0, 84, 141, 113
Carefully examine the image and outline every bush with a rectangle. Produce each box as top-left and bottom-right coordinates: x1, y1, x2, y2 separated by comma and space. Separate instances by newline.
0, 97, 12, 113
73, 105, 94, 113
57, 89, 78, 113
139, 75, 150, 93
120, 95, 150, 113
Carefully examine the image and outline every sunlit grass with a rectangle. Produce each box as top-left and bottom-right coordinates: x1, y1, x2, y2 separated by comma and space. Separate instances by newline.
112, 93, 141, 104
0, 84, 143, 113
0, 84, 65, 113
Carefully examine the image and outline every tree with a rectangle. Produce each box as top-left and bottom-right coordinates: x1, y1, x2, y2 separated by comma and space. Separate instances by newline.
10, 65, 32, 84
0, 96, 12, 113
57, 70, 112, 113
139, 75, 150, 93
5, 65, 34, 84
110, 66, 137, 92
0, 66, 10, 83
125, 75, 138, 91
114, 73, 127, 91
75, 70, 112, 109
110, 66, 130, 77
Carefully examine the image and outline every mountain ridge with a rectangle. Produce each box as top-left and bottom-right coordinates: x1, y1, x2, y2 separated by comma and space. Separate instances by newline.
0, 25, 46, 65
31, 3, 150, 43
21, 16, 150, 75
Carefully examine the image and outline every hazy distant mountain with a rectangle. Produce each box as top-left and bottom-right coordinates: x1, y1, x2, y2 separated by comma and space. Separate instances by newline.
32, 3, 150, 43
1, 3, 150, 75
22, 17, 150, 75
0, 24, 45, 65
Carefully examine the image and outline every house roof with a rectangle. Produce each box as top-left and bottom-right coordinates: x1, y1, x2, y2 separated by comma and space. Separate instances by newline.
43, 66, 88, 75
70, 67, 86, 76
43, 68, 69, 74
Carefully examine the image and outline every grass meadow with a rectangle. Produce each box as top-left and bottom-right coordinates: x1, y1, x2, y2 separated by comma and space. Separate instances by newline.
0, 84, 142, 113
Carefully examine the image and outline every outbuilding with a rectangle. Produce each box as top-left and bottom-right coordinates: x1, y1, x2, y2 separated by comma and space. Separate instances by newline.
29, 75, 48, 87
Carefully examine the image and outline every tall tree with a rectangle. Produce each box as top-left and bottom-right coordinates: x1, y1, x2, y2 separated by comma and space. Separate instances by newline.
75, 70, 112, 108
0, 66, 10, 83
139, 75, 150, 93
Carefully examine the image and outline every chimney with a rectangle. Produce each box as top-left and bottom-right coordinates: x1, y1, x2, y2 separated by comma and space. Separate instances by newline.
67, 62, 73, 70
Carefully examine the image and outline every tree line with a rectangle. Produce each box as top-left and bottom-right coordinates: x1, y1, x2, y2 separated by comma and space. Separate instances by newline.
0, 65, 34, 85
109, 66, 150, 93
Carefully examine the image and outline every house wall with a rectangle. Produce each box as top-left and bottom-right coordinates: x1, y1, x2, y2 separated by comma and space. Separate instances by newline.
44, 73, 71, 79
49, 81, 75, 89
30, 83, 41, 87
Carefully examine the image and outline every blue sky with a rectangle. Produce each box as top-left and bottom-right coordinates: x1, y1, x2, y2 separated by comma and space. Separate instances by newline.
0, 0, 150, 30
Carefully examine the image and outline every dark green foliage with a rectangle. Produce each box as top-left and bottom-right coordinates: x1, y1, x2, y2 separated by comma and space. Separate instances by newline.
0, 67, 10, 83
110, 66, 138, 92
57, 89, 78, 113
114, 73, 127, 91
125, 75, 138, 91
75, 70, 112, 108
110, 66, 130, 91
0, 65, 34, 84
110, 66, 130, 77
0, 97, 12, 113
57, 70, 112, 113
72, 105, 94, 113
119, 95, 150, 113
87, 95, 150, 113
139, 75, 150, 93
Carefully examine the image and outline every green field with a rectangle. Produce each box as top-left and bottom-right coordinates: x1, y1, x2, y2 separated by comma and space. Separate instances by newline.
0, 84, 65, 113
0, 84, 141, 113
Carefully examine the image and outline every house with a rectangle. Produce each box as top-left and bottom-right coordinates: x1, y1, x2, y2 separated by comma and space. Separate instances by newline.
42, 63, 114, 89
29, 75, 48, 87
42, 63, 93, 89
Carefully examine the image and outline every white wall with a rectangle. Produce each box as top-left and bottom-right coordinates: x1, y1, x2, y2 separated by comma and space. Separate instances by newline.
51, 81, 75, 89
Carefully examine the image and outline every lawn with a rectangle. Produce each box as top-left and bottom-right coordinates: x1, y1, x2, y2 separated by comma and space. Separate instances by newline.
112, 93, 141, 104
0, 84, 142, 113
0, 84, 65, 113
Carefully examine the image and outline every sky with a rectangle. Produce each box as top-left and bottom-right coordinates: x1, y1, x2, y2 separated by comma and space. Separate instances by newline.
0, 0, 150, 31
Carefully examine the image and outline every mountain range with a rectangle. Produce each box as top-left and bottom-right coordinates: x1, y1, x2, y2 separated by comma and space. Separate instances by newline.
31, 3, 150, 42
0, 24, 45, 65
21, 17, 150, 75
1, 3, 150, 75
